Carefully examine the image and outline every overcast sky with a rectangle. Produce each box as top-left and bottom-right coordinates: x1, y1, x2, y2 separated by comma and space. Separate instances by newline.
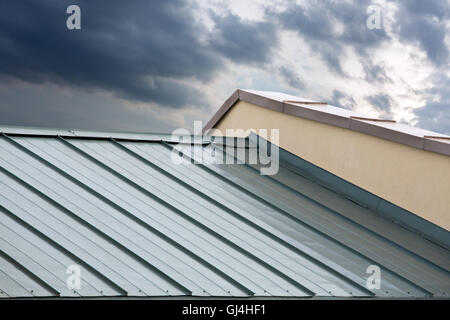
0, 0, 449, 134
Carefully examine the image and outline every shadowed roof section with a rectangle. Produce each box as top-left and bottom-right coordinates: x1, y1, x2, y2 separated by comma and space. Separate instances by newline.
0, 126, 449, 298
203, 89, 450, 156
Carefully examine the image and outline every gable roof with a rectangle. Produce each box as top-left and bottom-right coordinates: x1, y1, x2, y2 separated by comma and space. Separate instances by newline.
0, 126, 449, 298
203, 89, 450, 156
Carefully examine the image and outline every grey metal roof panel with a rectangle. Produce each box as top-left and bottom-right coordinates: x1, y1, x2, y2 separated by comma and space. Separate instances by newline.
191, 146, 449, 295
0, 129, 449, 298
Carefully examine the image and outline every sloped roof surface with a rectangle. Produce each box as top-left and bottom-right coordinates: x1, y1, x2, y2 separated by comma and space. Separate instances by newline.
203, 89, 450, 156
0, 126, 449, 298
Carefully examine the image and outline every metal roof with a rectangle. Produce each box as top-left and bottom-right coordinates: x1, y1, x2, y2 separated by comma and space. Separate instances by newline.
0, 126, 449, 298
203, 89, 450, 156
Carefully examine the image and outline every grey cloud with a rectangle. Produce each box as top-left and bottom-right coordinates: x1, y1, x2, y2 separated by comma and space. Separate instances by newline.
319, 45, 346, 76
0, 0, 448, 135
209, 13, 278, 65
414, 101, 450, 135
332, 1, 388, 53
413, 74, 450, 135
361, 60, 391, 83
402, 0, 448, 20
414, 102, 450, 135
273, 0, 389, 77
394, 0, 450, 65
279, 3, 336, 41
330, 90, 355, 110
367, 93, 392, 115
278, 66, 305, 89
275, 2, 345, 75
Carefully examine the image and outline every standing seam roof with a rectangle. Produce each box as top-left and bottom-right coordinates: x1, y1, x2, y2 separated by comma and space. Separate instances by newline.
0, 126, 449, 298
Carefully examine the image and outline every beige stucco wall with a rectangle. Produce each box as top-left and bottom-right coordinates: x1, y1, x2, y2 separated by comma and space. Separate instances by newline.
213, 101, 450, 230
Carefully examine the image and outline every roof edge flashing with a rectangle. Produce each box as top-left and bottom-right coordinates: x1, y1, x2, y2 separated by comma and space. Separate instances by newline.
0, 126, 216, 145
204, 89, 450, 157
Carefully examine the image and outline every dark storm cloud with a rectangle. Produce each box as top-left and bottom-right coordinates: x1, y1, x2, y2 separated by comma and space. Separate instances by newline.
0, 0, 278, 109
0, 0, 214, 108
